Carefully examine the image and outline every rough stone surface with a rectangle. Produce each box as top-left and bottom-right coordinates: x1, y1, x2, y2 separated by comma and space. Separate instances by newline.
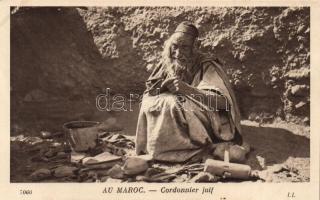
290, 85, 309, 97
11, 7, 310, 134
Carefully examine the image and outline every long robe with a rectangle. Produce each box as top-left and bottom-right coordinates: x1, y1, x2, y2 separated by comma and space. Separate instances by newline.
135, 54, 242, 162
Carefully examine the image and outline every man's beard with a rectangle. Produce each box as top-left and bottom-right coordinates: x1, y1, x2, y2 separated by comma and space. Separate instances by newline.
165, 57, 194, 80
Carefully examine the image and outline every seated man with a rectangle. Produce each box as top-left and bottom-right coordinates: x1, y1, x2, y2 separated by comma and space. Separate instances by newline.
135, 21, 248, 163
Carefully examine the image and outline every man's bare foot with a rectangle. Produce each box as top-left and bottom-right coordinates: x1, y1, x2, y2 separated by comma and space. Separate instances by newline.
212, 142, 250, 163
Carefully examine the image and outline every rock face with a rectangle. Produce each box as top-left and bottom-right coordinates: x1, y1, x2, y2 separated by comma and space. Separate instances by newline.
11, 7, 310, 131
11, 8, 105, 101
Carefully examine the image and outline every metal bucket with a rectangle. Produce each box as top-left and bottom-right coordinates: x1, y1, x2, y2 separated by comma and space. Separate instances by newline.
63, 121, 100, 152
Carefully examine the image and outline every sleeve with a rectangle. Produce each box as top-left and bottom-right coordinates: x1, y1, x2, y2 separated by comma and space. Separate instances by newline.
135, 108, 148, 155
145, 63, 167, 96
196, 62, 226, 96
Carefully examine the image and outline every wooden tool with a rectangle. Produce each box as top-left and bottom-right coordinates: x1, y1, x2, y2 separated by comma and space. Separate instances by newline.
204, 149, 254, 179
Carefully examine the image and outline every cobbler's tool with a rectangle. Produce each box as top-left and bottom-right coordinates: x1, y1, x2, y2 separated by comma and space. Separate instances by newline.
204, 150, 255, 179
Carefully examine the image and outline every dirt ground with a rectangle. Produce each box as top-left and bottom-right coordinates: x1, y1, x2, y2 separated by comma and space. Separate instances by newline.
10, 102, 310, 183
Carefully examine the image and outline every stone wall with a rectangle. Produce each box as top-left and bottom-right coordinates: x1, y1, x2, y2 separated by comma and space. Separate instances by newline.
11, 7, 310, 130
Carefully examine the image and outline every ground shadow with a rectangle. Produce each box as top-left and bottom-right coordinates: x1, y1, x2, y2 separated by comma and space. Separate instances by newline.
108, 106, 311, 171
241, 125, 310, 170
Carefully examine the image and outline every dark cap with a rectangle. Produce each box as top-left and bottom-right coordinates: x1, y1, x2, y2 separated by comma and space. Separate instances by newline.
174, 21, 199, 38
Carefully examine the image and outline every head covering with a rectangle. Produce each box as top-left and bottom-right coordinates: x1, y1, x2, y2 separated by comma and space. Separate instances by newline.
174, 21, 199, 38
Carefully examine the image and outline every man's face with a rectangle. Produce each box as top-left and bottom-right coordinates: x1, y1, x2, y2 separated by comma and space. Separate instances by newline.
170, 33, 194, 65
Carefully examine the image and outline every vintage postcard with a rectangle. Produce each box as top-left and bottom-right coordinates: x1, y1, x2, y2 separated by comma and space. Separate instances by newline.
0, 0, 319, 199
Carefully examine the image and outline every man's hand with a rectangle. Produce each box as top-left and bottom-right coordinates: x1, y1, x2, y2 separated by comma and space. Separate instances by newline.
161, 76, 228, 110
161, 77, 190, 94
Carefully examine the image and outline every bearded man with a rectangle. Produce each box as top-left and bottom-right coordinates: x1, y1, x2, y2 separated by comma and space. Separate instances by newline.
135, 21, 248, 163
